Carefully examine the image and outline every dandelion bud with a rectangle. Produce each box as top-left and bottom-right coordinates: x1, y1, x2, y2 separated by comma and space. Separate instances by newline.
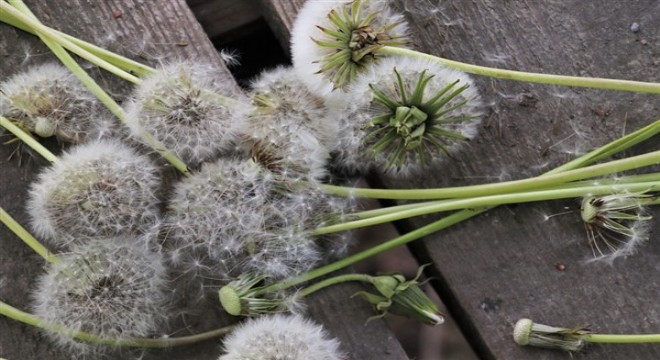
335, 56, 483, 176
580, 192, 654, 263
513, 318, 588, 352
31, 237, 170, 355
124, 61, 249, 167
220, 314, 343, 360
356, 266, 444, 325
0, 63, 100, 143
27, 140, 161, 247
291, 0, 411, 96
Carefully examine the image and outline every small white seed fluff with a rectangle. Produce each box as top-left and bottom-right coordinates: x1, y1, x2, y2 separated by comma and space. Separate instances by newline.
124, 61, 249, 167
0, 62, 100, 143
220, 314, 343, 360
27, 140, 161, 247
291, 0, 410, 99
336, 56, 484, 176
31, 237, 170, 356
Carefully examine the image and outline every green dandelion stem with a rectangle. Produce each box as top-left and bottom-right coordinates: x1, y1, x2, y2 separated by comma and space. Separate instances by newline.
297, 274, 374, 298
314, 180, 660, 235
377, 46, 660, 94
582, 333, 660, 344
272, 120, 660, 294
2, 1, 248, 109
0, 300, 233, 348
321, 150, 660, 200
0, 115, 58, 163
3, 1, 191, 176
352, 173, 660, 219
0, 207, 60, 265
0, 7, 154, 77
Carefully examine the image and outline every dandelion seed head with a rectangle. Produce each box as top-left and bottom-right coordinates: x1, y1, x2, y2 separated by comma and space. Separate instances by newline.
27, 140, 161, 248
220, 314, 343, 360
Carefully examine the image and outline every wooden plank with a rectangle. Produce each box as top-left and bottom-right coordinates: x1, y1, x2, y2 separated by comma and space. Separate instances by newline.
0, 1, 408, 359
258, 0, 305, 55
257, 0, 660, 359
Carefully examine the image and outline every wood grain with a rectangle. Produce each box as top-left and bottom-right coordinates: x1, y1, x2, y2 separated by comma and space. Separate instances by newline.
259, 0, 660, 359
0, 1, 408, 359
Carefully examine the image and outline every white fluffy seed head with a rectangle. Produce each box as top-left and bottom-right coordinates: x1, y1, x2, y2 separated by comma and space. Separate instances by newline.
0, 62, 101, 143
31, 237, 170, 356
124, 61, 249, 167
291, 0, 411, 98
163, 158, 353, 282
246, 66, 343, 181
220, 314, 344, 360
334, 56, 484, 176
27, 139, 161, 248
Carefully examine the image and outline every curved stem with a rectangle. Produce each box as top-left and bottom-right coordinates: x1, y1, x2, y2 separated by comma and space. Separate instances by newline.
321, 150, 660, 200
0, 300, 233, 348
0, 116, 58, 163
0, 207, 59, 265
378, 47, 660, 94
583, 333, 660, 344
297, 274, 373, 298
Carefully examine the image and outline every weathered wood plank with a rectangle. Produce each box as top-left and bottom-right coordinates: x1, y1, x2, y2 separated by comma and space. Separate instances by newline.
0, 1, 408, 359
257, 0, 660, 359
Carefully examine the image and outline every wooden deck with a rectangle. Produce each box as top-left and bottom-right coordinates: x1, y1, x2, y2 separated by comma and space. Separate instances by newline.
1, 1, 659, 359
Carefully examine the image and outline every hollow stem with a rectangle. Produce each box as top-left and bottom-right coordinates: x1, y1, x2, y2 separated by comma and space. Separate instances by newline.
314, 180, 660, 235
3, 1, 191, 176
352, 172, 660, 220
0, 115, 58, 163
321, 150, 660, 200
0, 300, 233, 348
377, 47, 660, 94
0, 207, 59, 264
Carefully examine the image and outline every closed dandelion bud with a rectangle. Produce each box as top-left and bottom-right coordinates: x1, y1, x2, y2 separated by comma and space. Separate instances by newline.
220, 314, 344, 360
218, 273, 288, 316
355, 265, 444, 325
31, 237, 170, 356
124, 61, 249, 167
0, 63, 100, 143
291, 0, 411, 97
27, 140, 161, 247
580, 192, 654, 263
335, 57, 483, 176
513, 318, 588, 352
163, 157, 323, 280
